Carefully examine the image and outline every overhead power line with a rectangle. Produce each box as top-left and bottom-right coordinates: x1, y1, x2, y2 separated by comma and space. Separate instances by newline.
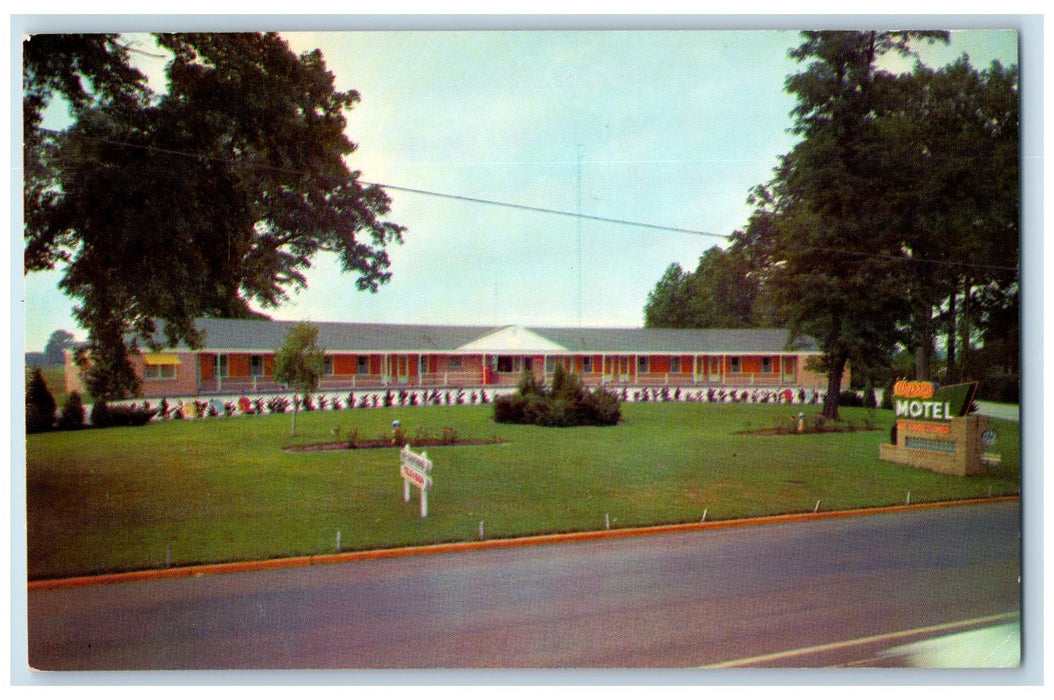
47, 134, 1019, 274
359, 180, 729, 239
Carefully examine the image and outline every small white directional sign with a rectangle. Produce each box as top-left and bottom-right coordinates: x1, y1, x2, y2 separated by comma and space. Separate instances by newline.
400, 444, 433, 517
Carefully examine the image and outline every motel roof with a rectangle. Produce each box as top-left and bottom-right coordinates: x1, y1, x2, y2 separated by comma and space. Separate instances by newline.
161, 319, 820, 356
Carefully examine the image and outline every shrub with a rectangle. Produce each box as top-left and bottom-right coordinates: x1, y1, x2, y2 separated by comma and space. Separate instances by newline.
26, 366, 57, 433
90, 399, 111, 428
838, 390, 866, 407
58, 392, 86, 430
522, 393, 553, 426
518, 370, 545, 397
106, 404, 159, 427
87, 400, 158, 428
584, 388, 622, 425
493, 393, 528, 423
494, 366, 620, 427
267, 396, 291, 414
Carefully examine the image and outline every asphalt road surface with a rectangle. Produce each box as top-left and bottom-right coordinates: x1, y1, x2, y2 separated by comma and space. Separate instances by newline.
27, 501, 1020, 670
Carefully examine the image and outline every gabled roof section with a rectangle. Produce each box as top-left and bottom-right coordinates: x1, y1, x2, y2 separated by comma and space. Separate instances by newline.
457, 325, 568, 353
165, 319, 501, 353
533, 327, 818, 354
154, 319, 820, 355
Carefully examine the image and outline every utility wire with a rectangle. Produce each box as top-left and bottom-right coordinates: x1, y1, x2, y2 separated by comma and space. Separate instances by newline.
43, 134, 1019, 274
359, 180, 729, 239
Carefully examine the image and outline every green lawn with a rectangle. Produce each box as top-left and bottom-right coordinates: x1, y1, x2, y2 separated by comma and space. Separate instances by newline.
25, 402, 1020, 580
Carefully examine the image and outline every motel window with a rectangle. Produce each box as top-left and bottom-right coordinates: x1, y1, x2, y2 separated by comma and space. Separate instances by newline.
324, 356, 334, 375
497, 356, 518, 373
582, 356, 593, 373
448, 356, 463, 370
761, 357, 773, 373
670, 357, 680, 374
144, 364, 176, 380
250, 355, 265, 377
218, 355, 229, 377
357, 356, 369, 374
729, 357, 741, 373
546, 357, 572, 374
638, 357, 649, 373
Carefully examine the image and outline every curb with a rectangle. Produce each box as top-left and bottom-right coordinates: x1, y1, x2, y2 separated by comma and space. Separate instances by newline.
27, 496, 1020, 591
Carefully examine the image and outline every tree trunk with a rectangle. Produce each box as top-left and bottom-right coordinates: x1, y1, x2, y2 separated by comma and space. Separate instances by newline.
290, 393, 298, 436
945, 290, 957, 382
959, 276, 972, 380
915, 308, 933, 381
822, 351, 848, 420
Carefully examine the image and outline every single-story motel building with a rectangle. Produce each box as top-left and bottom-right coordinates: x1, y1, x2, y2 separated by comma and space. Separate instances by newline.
65, 318, 845, 400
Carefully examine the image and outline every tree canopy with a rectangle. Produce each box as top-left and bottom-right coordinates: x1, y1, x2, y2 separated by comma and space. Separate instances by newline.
642, 31, 1019, 416
23, 33, 404, 399
272, 321, 326, 436
643, 245, 764, 329
43, 329, 76, 366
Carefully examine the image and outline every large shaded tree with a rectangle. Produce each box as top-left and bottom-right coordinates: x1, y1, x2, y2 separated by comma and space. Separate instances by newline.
750, 30, 950, 419
23, 33, 404, 399
881, 57, 1019, 382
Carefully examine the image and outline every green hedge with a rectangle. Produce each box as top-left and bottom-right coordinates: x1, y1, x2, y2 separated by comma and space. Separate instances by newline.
493, 365, 621, 427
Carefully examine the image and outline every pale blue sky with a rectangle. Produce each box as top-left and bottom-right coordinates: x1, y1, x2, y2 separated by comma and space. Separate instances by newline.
18, 26, 1020, 351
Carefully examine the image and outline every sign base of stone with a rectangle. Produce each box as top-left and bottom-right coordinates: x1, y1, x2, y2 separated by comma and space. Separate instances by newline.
879, 415, 990, 477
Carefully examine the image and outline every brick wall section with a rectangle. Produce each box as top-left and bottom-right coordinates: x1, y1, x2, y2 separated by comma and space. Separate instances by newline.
136, 352, 199, 397
879, 415, 989, 476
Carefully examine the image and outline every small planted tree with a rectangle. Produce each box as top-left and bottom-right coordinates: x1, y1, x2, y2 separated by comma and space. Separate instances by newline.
25, 366, 56, 433
58, 392, 86, 430
272, 322, 326, 436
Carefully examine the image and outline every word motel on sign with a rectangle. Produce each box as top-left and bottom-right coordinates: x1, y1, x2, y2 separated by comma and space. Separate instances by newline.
895, 399, 955, 421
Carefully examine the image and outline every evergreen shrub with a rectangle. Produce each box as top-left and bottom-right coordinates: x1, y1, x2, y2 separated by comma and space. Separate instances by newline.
493, 364, 621, 427
26, 366, 57, 433
58, 392, 86, 430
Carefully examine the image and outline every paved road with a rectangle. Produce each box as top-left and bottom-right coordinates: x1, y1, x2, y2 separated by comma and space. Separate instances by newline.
27, 501, 1020, 670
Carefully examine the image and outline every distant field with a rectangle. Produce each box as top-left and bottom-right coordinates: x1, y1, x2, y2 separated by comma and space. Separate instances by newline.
24, 402, 1020, 580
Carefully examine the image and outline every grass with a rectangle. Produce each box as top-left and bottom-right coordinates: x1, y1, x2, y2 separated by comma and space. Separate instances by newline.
25, 402, 1020, 580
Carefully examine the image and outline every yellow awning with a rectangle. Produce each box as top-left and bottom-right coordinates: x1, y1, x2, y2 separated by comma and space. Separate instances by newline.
142, 354, 182, 366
